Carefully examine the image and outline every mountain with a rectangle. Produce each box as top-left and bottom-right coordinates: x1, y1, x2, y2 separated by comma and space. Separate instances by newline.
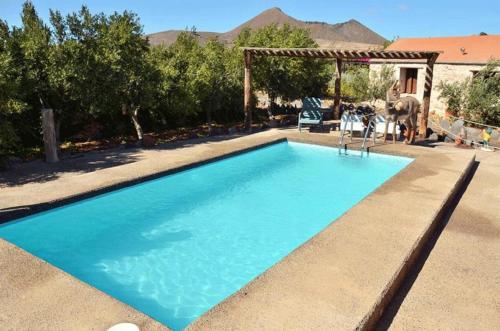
147, 7, 386, 49
219, 7, 304, 42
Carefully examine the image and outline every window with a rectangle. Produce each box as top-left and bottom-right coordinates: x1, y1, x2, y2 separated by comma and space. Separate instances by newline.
400, 68, 418, 94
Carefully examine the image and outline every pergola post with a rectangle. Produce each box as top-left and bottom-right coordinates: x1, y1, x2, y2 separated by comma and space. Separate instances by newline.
333, 58, 342, 120
419, 54, 438, 138
244, 50, 253, 132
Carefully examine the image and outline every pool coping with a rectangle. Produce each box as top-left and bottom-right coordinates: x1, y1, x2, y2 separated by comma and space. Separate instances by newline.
0, 131, 476, 330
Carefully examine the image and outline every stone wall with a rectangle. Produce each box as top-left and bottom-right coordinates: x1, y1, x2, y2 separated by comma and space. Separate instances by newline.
369, 62, 485, 115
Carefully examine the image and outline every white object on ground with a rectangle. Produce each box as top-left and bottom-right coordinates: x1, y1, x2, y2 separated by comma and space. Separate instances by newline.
340, 113, 400, 134
107, 323, 140, 331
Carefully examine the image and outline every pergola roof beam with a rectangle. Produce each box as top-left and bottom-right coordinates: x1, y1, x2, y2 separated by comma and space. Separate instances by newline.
240, 47, 441, 60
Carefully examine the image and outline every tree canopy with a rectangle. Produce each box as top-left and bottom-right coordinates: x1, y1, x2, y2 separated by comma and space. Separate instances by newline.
0, 2, 333, 165
236, 24, 332, 102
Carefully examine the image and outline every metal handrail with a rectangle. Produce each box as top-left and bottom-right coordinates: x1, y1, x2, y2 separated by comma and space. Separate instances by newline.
339, 111, 377, 156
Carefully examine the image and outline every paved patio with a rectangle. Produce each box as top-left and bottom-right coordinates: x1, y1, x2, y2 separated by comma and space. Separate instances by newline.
1, 129, 493, 330
379, 149, 500, 330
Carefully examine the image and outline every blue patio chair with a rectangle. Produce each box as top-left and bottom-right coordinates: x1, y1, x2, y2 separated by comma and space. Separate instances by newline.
298, 97, 331, 132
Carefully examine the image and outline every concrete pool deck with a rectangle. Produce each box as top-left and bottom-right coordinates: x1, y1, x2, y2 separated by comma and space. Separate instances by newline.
0, 129, 479, 330
379, 149, 500, 330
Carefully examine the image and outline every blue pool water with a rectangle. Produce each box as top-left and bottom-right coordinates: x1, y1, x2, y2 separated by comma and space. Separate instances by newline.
0, 142, 412, 330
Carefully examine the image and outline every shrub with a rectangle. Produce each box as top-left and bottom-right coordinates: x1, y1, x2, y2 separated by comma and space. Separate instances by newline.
339, 63, 394, 104
466, 61, 500, 126
438, 60, 500, 126
437, 79, 469, 115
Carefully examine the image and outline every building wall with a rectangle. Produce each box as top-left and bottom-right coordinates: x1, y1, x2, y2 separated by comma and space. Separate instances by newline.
369, 62, 485, 115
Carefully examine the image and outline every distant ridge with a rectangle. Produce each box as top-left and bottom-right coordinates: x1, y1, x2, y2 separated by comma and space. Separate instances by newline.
147, 7, 386, 50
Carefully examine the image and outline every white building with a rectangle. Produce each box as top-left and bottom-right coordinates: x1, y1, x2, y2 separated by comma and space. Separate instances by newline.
370, 35, 500, 115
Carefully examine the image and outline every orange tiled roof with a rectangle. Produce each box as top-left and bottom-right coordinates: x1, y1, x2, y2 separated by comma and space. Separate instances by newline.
386, 35, 500, 64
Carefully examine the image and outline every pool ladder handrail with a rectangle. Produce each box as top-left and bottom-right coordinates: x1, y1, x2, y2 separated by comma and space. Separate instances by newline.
338, 111, 377, 157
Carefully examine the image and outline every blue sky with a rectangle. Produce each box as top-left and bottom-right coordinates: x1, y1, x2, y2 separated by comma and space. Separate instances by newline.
0, 0, 498, 39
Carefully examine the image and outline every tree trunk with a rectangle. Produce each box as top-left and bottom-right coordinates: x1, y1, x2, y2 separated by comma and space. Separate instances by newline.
333, 58, 342, 120
243, 51, 252, 131
130, 107, 144, 143
41, 108, 59, 163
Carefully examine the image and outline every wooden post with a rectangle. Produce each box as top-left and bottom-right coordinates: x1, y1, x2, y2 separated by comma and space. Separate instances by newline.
333, 58, 342, 120
244, 50, 253, 132
419, 54, 438, 138
41, 108, 59, 163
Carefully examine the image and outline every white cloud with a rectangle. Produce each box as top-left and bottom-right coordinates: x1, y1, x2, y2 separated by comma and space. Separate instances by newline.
398, 4, 409, 11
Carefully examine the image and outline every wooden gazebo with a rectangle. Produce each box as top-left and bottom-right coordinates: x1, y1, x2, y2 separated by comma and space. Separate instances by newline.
242, 47, 441, 138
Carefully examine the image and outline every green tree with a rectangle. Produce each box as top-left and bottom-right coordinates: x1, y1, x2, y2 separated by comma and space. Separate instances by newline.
340, 64, 394, 104
192, 39, 244, 125
0, 20, 27, 166
237, 24, 331, 104
99, 11, 154, 143
339, 64, 370, 102
6, 1, 60, 158
368, 64, 395, 103
16, 1, 52, 109
217, 45, 244, 123
148, 32, 244, 129
149, 31, 204, 127
466, 61, 500, 126
438, 60, 500, 126
195, 40, 226, 124
437, 79, 469, 115
46, 8, 91, 142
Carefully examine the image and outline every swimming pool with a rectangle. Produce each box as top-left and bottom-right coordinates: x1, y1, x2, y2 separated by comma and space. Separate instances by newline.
0, 141, 412, 330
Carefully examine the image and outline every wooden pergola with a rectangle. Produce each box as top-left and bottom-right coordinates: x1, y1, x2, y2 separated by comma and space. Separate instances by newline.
242, 47, 441, 138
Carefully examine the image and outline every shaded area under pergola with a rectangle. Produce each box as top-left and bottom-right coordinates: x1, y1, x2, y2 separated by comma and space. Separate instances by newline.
241, 47, 441, 138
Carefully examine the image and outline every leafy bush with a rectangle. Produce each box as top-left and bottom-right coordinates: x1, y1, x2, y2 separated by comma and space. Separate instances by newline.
437, 79, 469, 115
466, 61, 500, 126
368, 64, 395, 102
438, 60, 500, 126
339, 63, 394, 104
339, 64, 369, 102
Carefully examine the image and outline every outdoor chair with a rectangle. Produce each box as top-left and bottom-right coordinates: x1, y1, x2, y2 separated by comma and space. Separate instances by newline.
340, 113, 400, 137
298, 97, 332, 132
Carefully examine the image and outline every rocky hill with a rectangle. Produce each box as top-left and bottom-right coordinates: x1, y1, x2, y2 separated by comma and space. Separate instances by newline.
147, 7, 386, 49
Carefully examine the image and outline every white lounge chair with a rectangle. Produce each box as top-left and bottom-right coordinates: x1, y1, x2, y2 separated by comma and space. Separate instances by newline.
340, 113, 400, 136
